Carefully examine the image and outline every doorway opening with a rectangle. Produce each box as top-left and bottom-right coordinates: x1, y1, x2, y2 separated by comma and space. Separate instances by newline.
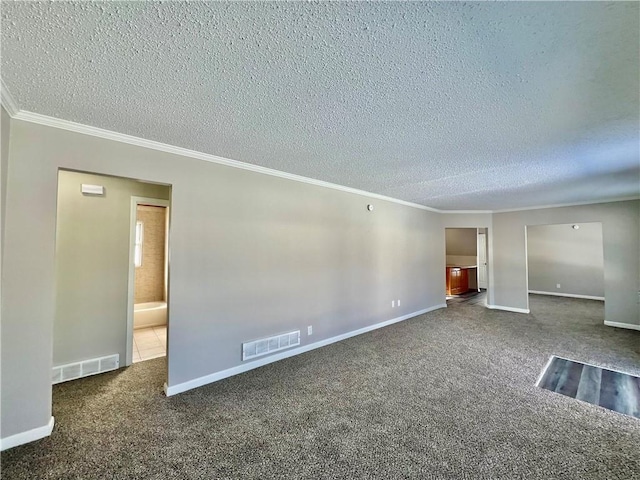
53, 170, 171, 386
127, 198, 170, 365
445, 227, 489, 307
525, 222, 604, 321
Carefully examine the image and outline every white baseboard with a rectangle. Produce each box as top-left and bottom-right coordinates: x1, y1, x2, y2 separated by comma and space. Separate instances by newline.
165, 304, 447, 396
529, 290, 604, 301
604, 321, 640, 331
486, 304, 530, 314
0, 416, 54, 451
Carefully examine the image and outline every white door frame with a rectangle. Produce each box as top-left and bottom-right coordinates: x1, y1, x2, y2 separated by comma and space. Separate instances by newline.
126, 196, 170, 366
477, 230, 488, 290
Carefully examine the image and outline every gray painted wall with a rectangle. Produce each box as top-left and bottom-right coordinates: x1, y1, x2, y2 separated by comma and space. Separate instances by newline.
2, 118, 54, 439
0, 107, 9, 439
527, 222, 604, 298
3, 115, 637, 445
54, 171, 170, 366
1, 119, 445, 440
493, 201, 640, 324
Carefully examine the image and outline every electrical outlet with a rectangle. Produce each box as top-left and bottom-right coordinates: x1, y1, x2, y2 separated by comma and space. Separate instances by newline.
556, 284, 561, 289
392, 300, 395, 308
307, 326, 312, 336
398, 299, 401, 306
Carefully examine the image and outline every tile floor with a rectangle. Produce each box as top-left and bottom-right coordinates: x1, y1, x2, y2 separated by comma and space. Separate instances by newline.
133, 325, 167, 363
446, 289, 487, 307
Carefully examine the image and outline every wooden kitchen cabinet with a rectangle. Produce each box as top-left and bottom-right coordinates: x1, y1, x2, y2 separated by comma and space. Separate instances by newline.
446, 267, 469, 295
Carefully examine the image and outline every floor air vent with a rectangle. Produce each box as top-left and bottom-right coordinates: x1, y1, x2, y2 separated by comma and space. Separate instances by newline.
243, 331, 300, 361
52, 354, 120, 385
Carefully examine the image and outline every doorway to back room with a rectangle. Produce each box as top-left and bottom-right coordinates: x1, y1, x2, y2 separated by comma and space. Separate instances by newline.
131, 201, 169, 363
53, 170, 171, 386
445, 227, 489, 307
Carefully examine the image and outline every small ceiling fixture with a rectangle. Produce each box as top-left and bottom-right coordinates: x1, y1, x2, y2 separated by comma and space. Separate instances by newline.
367, 204, 374, 212
572, 224, 580, 230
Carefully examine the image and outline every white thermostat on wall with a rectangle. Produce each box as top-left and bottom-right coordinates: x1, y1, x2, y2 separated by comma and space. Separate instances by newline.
81, 184, 105, 195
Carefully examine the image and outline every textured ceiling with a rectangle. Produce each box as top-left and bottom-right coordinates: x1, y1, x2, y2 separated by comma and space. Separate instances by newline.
1, 1, 638, 211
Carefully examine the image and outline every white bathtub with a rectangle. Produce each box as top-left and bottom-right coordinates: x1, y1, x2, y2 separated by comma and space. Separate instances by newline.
134, 301, 167, 329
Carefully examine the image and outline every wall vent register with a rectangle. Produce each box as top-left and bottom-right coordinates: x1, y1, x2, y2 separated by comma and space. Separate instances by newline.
242, 331, 300, 361
52, 354, 120, 384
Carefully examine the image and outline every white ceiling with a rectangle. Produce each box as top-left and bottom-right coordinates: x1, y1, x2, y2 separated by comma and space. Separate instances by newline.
1, 1, 638, 211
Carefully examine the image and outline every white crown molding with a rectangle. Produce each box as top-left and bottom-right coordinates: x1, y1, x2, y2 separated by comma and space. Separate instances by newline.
439, 209, 493, 214
489, 196, 640, 214
0, 79, 19, 117
7, 109, 638, 215
11, 110, 439, 213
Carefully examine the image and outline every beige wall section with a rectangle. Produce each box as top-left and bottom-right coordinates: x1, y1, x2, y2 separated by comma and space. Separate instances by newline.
492, 200, 640, 325
441, 212, 492, 229
1, 119, 445, 440
54, 171, 170, 366
445, 228, 477, 256
1, 106, 10, 262
134, 205, 167, 304
527, 222, 604, 298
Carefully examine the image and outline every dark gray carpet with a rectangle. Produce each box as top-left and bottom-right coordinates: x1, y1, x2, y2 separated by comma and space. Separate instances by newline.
3, 295, 640, 479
